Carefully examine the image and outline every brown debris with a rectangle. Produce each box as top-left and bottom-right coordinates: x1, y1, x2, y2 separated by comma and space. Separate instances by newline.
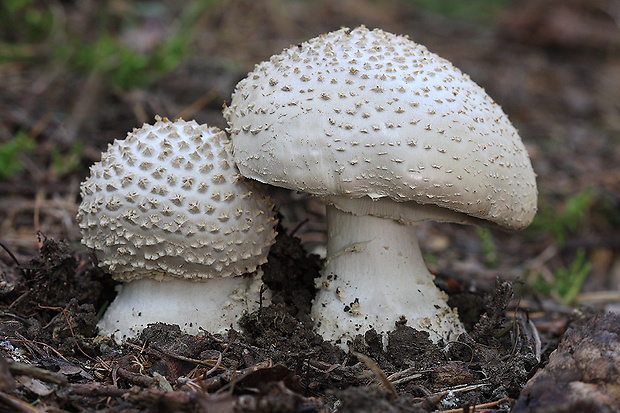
514, 312, 620, 412
431, 361, 475, 387
470, 279, 514, 344
0, 358, 15, 393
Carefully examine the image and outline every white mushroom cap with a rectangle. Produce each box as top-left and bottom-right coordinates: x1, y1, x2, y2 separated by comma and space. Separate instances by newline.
225, 26, 538, 350
224, 26, 537, 229
77, 117, 277, 282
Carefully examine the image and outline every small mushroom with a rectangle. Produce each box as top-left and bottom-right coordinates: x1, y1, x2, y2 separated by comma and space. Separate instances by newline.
76, 117, 277, 342
224, 26, 537, 349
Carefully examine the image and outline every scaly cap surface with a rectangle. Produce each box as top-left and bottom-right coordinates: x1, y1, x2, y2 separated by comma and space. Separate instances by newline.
77, 117, 277, 281
225, 26, 537, 229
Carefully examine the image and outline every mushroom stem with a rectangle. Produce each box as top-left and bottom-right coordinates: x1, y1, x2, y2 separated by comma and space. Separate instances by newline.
99, 275, 269, 343
312, 204, 464, 350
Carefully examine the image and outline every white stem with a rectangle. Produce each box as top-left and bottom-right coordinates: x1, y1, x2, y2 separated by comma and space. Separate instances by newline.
311, 204, 463, 350
98, 274, 269, 343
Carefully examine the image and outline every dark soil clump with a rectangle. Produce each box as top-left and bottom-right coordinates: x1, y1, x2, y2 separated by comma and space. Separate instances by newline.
240, 222, 327, 355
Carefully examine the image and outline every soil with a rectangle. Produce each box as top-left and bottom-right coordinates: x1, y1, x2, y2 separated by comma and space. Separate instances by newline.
1, 0, 619, 411
0, 227, 540, 412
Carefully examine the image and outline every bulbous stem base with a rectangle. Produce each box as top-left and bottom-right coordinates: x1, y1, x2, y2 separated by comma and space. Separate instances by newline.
311, 204, 464, 350
98, 275, 269, 343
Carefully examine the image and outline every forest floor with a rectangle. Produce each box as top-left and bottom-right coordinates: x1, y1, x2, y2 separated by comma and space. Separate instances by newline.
0, 0, 619, 411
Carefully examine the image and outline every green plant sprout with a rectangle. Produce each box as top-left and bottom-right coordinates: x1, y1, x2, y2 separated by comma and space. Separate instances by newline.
406, 0, 514, 24
528, 189, 594, 244
0, 0, 54, 50
2, 0, 216, 90
476, 226, 498, 268
59, 0, 215, 90
51, 141, 84, 177
0, 131, 35, 180
531, 249, 591, 305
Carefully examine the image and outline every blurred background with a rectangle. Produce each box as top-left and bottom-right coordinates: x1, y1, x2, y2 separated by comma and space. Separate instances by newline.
1, 0, 619, 311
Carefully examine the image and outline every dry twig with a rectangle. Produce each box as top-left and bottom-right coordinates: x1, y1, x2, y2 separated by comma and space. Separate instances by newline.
7, 361, 68, 386
352, 351, 398, 399
0, 391, 42, 413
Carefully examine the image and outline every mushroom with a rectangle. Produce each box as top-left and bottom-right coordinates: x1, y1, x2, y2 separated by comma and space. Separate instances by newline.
224, 26, 537, 349
76, 117, 277, 342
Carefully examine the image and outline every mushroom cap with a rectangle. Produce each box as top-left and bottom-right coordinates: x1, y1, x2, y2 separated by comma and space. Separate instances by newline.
224, 26, 537, 230
76, 117, 277, 282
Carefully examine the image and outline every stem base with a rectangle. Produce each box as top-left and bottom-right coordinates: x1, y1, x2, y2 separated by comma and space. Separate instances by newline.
312, 205, 464, 350
99, 275, 268, 343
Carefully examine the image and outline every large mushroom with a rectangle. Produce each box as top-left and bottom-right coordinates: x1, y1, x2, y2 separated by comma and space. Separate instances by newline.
77, 117, 277, 342
224, 26, 537, 349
